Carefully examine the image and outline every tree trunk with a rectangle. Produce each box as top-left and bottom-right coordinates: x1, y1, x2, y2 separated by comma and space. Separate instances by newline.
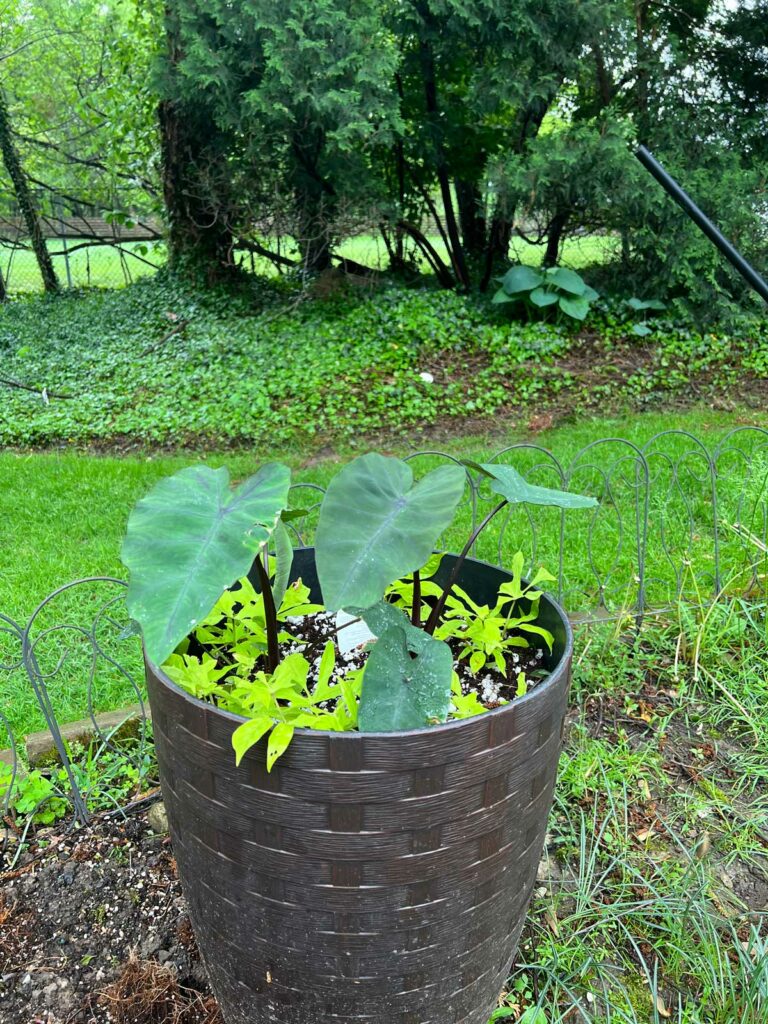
479, 89, 559, 292
0, 89, 59, 293
158, 99, 234, 277
291, 124, 335, 274
391, 73, 408, 273
415, 3, 470, 290
159, 5, 233, 280
543, 210, 569, 267
456, 179, 487, 259
479, 214, 513, 292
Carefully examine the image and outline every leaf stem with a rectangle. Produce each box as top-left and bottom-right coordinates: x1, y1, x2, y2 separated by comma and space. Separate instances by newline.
254, 554, 280, 673
412, 569, 421, 627
423, 500, 508, 635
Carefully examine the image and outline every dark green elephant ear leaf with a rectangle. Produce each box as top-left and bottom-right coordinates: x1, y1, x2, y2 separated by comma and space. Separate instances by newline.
121, 462, 291, 665
315, 453, 466, 612
358, 623, 453, 732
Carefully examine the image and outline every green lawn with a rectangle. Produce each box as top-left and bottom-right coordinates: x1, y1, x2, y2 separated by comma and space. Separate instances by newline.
2, 406, 767, 738
335, 231, 619, 273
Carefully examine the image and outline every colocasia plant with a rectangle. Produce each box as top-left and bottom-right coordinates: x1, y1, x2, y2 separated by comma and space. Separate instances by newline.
121, 454, 596, 767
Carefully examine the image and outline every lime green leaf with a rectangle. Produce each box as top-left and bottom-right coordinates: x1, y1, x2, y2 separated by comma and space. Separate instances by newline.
469, 650, 485, 674
315, 453, 465, 612
232, 716, 273, 766
529, 565, 556, 587
267, 722, 295, 771
518, 1009, 548, 1024
122, 463, 291, 665
489, 1004, 519, 1021
162, 653, 230, 699
479, 462, 597, 509
269, 653, 310, 694
317, 641, 335, 688
518, 622, 554, 650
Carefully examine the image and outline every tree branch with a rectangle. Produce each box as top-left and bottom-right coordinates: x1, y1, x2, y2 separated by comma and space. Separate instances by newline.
140, 319, 190, 357
397, 220, 455, 288
0, 376, 73, 400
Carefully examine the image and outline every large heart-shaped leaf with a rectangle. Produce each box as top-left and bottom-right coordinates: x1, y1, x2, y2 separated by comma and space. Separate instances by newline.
354, 599, 409, 639
558, 295, 590, 321
315, 453, 465, 612
122, 463, 291, 665
501, 264, 544, 295
358, 623, 453, 732
529, 287, 559, 308
472, 462, 598, 510
628, 296, 666, 311
547, 266, 587, 295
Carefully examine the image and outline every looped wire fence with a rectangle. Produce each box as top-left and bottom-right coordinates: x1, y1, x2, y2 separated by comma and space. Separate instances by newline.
2, 428, 767, 866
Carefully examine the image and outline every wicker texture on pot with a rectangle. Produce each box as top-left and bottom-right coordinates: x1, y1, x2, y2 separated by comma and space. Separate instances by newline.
146, 549, 572, 1024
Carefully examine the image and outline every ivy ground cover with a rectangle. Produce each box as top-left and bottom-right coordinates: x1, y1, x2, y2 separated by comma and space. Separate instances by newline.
1, 274, 767, 450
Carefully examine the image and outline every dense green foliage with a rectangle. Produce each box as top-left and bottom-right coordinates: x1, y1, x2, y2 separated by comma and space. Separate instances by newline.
2, 1, 766, 313
1, 275, 766, 449
0, 0, 158, 209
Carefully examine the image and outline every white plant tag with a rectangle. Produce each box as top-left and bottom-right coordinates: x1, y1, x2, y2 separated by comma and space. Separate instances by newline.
335, 611, 376, 654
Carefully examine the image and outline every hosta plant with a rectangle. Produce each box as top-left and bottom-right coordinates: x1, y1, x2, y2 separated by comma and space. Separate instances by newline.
122, 454, 596, 767
492, 264, 599, 322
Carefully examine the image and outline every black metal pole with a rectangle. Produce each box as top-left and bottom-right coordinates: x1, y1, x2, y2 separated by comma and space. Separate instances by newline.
635, 145, 768, 305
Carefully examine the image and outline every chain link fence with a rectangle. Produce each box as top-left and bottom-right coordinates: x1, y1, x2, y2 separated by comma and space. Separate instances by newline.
0, 189, 164, 294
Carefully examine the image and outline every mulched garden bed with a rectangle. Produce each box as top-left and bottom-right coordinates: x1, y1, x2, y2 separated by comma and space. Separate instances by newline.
0, 806, 221, 1024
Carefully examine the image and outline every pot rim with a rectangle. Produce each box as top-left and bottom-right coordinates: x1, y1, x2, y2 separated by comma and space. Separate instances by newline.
145, 549, 573, 741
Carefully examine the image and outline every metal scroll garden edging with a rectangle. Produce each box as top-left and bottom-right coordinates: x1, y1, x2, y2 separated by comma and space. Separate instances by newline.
2, 427, 768, 865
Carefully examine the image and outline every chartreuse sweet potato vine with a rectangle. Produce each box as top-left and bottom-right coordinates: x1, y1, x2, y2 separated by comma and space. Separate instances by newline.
121, 453, 596, 767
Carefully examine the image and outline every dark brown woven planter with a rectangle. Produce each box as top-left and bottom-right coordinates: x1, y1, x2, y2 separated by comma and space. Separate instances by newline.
146, 548, 572, 1024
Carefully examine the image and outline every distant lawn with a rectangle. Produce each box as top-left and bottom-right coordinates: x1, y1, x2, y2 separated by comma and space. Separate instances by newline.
335, 231, 619, 272
1, 240, 164, 292
2, 233, 618, 294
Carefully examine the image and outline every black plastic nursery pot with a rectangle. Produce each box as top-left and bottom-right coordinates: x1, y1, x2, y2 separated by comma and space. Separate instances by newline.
145, 547, 573, 1024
